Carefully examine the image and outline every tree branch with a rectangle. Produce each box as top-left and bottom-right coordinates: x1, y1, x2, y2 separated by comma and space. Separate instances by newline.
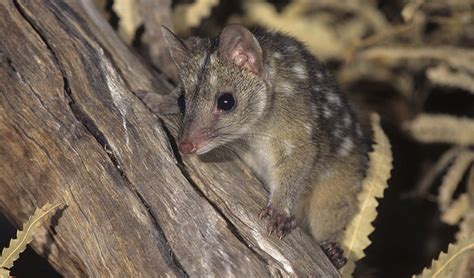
0, 1, 339, 276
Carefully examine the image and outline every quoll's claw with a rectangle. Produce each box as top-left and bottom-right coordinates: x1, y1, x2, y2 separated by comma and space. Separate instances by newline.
320, 240, 347, 269
259, 206, 296, 239
259, 206, 273, 219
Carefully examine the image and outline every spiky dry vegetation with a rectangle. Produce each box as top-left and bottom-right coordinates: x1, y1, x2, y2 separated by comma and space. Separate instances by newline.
0, 204, 60, 277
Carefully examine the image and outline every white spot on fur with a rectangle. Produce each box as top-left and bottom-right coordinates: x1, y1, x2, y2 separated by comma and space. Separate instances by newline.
316, 72, 323, 79
322, 106, 332, 118
273, 52, 282, 59
292, 63, 307, 79
327, 93, 342, 107
339, 137, 354, 156
313, 86, 322, 93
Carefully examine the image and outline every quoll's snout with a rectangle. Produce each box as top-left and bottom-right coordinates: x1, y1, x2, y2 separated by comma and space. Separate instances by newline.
178, 125, 212, 155
178, 141, 196, 154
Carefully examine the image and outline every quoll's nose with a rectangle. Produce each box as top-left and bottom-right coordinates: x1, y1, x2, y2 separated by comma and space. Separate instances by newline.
179, 142, 196, 154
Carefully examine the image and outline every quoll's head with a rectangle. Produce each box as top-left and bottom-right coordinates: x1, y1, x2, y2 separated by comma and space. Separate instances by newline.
162, 25, 268, 155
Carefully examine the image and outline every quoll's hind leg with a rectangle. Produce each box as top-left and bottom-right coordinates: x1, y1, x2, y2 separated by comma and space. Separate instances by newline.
304, 161, 363, 268
294, 201, 348, 269
307, 155, 363, 237
320, 240, 347, 269
309, 200, 352, 269
306, 180, 358, 242
308, 193, 354, 269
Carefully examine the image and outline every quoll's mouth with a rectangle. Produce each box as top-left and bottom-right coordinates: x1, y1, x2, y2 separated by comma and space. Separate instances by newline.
178, 140, 212, 155
178, 141, 196, 154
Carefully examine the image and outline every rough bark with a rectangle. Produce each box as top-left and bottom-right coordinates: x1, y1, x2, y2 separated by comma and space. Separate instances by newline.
137, 0, 178, 82
0, 0, 339, 276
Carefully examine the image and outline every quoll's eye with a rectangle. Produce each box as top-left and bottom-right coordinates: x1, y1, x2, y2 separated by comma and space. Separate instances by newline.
217, 93, 235, 111
177, 94, 185, 113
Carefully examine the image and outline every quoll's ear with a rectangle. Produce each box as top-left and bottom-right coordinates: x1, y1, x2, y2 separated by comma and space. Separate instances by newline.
161, 26, 190, 68
218, 24, 266, 79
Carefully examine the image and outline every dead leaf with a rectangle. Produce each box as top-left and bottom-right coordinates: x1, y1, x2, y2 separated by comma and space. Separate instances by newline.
341, 113, 393, 277
0, 203, 61, 273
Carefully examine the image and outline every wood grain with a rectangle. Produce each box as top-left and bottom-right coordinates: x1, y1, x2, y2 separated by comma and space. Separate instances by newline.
0, 0, 340, 276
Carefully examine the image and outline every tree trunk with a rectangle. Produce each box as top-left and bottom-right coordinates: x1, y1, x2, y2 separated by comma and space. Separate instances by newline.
0, 0, 339, 276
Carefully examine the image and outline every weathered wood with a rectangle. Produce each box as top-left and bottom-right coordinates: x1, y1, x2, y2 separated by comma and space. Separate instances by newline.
137, 0, 178, 82
0, 0, 339, 276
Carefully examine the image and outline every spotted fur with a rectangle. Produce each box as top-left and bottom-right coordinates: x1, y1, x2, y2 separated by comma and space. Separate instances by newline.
163, 25, 370, 245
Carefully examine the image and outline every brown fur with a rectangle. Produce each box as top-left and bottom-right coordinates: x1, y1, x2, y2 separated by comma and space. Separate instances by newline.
162, 25, 370, 243
295, 154, 364, 241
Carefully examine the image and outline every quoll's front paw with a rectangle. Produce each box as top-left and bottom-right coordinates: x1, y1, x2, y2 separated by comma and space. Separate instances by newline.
259, 206, 297, 239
